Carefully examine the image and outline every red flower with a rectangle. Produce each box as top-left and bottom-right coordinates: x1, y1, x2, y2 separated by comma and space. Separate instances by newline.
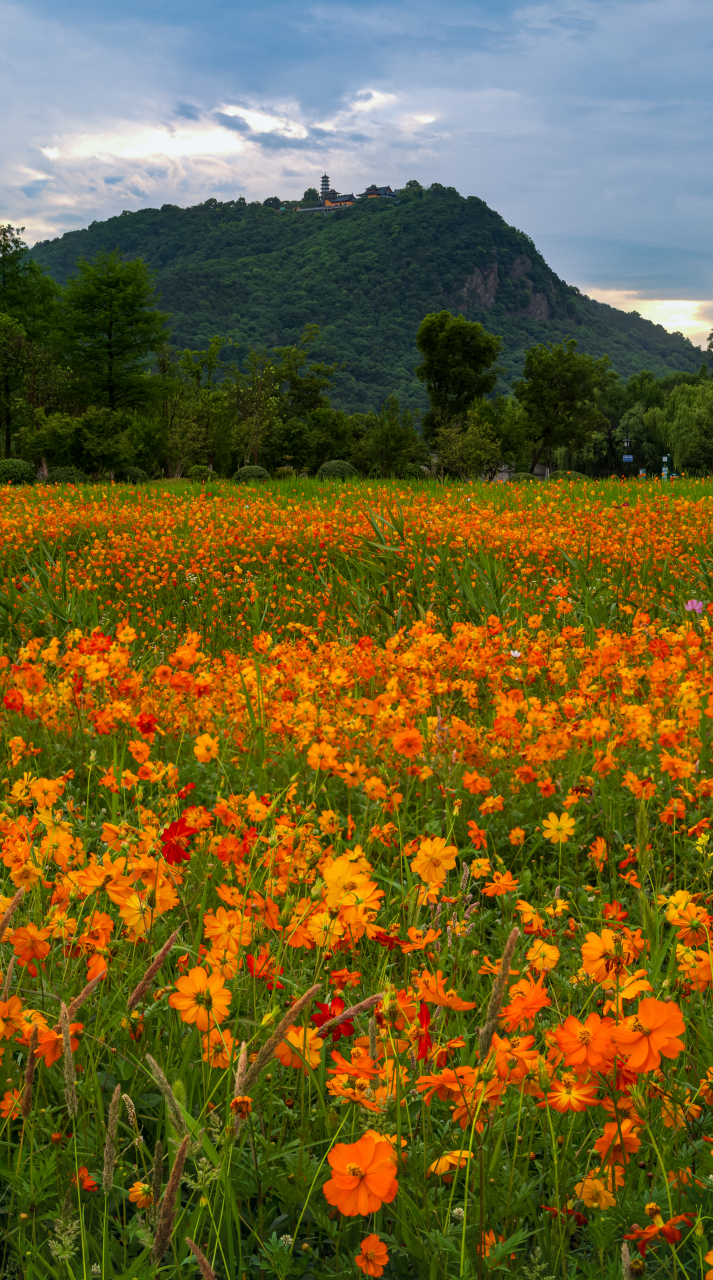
246, 948, 284, 991
416, 1001, 433, 1061
160, 817, 194, 865
312, 996, 355, 1044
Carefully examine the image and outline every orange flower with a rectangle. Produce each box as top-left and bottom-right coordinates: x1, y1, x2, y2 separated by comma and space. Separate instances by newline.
427, 1149, 473, 1176
410, 838, 458, 884
462, 772, 491, 795
307, 741, 339, 771
323, 1133, 398, 1215
35, 1023, 83, 1068
392, 729, 422, 758
274, 1025, 324, 1072
355, 1234, 389, 1277
128, 1181, 153, 1209
230, 1095, 253, 1119
202, 1028, 235, 1069
593, 1118, 641, 1166
482, 870, 519, 898
526, 940, 559, 972
509, 827, 526, 846
412, 969, 477, 1010
194, 733, 219, 762
546, 1073, 599, 1112
574, 1176, 615, 1209
611, 998, 685, 1072
168, 966, 231, 1030
554, 1012, 614, 1073
499, 975, 551, 1031
10, 923, 52, 969
72, 1166, 98, 1192
0, 1089, 21, 1120
580, 929, 627, 983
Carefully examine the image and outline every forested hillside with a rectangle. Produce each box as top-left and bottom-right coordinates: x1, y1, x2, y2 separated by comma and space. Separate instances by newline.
31, 183, 707, 412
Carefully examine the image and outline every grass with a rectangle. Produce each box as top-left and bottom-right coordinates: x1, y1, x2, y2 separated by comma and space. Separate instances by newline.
0, 475, 712, 1279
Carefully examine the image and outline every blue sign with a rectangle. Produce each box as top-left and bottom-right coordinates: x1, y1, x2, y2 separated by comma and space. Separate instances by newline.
623, 455, 633, 462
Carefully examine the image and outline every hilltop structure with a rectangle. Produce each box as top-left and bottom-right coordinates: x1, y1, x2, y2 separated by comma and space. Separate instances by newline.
293, 175, 398, 213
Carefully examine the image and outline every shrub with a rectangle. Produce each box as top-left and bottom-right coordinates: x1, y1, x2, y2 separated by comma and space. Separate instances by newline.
274, 466, 296, 479
187, 465, 212, 482
123, 467, 149, 484
0, 458, 35, 485
234, 466, 270, 483
403, 463, 427, 479
317, 459, 358, 479
46, 466, 89, 485
508, 471, 538, 483
548, 470, 588, 481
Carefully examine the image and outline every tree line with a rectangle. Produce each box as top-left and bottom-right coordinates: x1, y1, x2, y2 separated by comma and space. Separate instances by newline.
2, 223, 712, 482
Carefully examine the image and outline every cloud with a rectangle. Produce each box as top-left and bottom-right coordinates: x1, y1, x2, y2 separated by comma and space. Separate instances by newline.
0, 0, 711, 343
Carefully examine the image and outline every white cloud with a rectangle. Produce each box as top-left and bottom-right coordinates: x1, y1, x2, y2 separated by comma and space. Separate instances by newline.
580, 287, 713, 348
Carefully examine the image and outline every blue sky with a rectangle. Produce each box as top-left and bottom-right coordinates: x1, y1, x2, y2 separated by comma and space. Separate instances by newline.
3, 0, 712, 346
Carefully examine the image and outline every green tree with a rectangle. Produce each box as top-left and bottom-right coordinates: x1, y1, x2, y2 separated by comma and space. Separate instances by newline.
415, 311, 502, 439
0, 224, 59, 344
647, 381, 713, 474
302, 188, 319, 203
231, 350, 281, 466
350, 396, 428, 476
513, 339, 615, 472
60, 249, 169, 410
435, 405, 501, 479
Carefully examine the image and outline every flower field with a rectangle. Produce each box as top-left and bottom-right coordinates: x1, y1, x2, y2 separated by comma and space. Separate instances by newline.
2, 476, 713, 1279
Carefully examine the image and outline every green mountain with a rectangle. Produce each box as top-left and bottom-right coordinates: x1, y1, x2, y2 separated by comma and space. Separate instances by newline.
30, 184, 709, 413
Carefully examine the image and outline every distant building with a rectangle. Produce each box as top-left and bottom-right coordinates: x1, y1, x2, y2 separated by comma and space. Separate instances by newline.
292, 174, 398, 213
359, 184, 397, 201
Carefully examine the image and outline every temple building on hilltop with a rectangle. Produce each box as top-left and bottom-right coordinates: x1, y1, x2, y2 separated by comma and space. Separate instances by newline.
293, 175, 399, 213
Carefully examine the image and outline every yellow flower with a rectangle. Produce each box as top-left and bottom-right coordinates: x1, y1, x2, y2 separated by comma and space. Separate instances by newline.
194, 733, 219, 762
542, 812, 576, 844
574, 1177, 615, 1209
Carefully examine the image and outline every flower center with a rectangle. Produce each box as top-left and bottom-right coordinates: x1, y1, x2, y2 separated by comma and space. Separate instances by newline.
365, 1250, 376, 1261
346, 1162, 364, 1177
578, 1028, 592, 1043
632, 1019, 648, 1034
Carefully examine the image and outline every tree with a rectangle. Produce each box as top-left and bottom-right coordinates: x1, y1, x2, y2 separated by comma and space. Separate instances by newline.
648, 382, 713, 474
513, 339, 615, 472
263, 197, 282, 210
350, 396, 429, 476
302, 188, 319, 203
415, 311, 502, 439
435, 405, 501, 479
231, 350, 281, 466
60, 249, 170, 410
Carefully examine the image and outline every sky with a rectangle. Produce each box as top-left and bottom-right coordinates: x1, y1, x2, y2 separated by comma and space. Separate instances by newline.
2, 0, 712, 350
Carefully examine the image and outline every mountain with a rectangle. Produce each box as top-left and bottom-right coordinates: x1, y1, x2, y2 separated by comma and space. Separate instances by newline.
30, 184, 709, 413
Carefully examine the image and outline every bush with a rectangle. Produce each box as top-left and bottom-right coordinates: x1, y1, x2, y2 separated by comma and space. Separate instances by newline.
508, 471, 538, 483
187, 465, 212, 481
46, 466, 89, 485
233, 466, 271, 483
274, 466, 296, 479
403, 463, 427, 479
317, 459, 358, 479
0, 458, 35, 486
548, 470, 588, 481
125, 466, 149, 484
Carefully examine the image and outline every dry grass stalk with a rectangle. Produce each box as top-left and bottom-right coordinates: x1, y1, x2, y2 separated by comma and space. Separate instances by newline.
320, 992, 384, 1037
1, 955, 16, 1001
0, 887, 25, 944
102, 1084, 122, 1194
146, 1054, 188, 1135
477, 926, 520, 1062
21, 1025, 39, 1119
151, 1134, 189, 1262
127, 928, 180, 1011
242, 983, 321, 1094
186, 1238, 217, 1280
151, 1140, 163, 1212
52, 971, 104, 1034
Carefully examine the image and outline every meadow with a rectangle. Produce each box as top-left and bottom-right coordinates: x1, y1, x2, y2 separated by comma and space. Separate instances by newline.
1, 474, 713, 1280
